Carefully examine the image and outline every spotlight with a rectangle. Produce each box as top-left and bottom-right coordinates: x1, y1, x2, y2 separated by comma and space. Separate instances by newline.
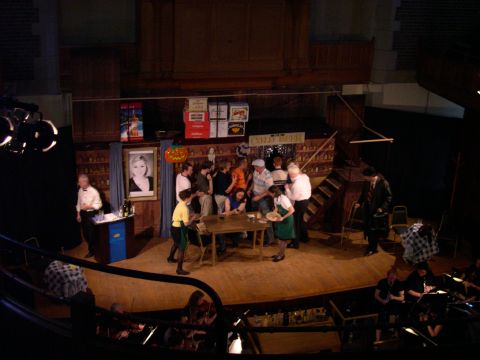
477, 90, 480, 95
0, 115, 14, 146
31, 119, 58, 152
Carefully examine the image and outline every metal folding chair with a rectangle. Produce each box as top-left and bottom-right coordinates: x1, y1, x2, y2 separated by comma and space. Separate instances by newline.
391, 206, 409, 243
437, 211, 459, 258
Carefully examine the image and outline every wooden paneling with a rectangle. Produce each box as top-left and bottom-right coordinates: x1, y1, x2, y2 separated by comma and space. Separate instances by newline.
138, 0, 174, 77
68, 49, 121, 143
326, 95, 364, 162
173, 0, 285, 76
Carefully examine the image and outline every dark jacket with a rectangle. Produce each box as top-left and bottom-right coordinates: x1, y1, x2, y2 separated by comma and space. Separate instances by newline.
358, 177, 392, 216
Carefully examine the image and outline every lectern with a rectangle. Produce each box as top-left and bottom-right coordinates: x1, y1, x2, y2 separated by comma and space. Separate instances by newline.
91, 214, 135, 264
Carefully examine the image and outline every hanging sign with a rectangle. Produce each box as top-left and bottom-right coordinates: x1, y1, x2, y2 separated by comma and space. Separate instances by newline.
165, 145, 189, 163
249, 132, 305, 147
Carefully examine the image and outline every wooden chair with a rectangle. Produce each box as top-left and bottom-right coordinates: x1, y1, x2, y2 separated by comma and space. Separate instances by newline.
186, 224, 212, 266
391, 206, 409, 243
340, 202, 364, 248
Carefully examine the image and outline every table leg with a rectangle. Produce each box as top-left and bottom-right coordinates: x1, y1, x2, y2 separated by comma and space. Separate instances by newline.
211, 232, 216, 266
252, 231, 257, 250
259, 230, 264, 260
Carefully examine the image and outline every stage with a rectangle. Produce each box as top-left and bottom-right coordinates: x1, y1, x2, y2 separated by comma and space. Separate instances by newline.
38, 229, 469, 317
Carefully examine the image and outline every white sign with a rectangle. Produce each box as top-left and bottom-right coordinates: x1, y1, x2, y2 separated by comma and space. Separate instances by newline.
249, 132, 305, 147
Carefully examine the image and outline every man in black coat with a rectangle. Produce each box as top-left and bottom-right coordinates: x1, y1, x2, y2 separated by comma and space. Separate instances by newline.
355, 166, 392, 256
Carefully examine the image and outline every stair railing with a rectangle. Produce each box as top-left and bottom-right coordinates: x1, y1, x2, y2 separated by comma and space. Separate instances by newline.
300, 130, 338, 172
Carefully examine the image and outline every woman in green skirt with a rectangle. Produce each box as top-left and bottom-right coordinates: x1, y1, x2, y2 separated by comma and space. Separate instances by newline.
268, 185, 295, 262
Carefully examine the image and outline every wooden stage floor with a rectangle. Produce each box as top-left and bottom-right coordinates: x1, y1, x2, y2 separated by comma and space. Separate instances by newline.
40, 229, 470, 316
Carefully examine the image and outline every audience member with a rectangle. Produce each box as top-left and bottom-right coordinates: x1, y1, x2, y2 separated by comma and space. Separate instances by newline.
374, 267, 404, 342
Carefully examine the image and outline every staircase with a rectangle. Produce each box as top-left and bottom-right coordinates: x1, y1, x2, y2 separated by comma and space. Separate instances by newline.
304, 172, 343, 229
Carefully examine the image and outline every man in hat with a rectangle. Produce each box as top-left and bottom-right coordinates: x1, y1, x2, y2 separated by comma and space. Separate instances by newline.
355, 166, 392, 256
249, 159, 274, 245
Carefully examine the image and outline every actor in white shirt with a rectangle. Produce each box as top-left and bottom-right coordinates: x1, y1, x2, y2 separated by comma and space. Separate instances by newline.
271, 156, 288, 189
285, 166, 311, 248
176, 163, 193, 203
76, 174, 102, 258
249, 159, 274, 245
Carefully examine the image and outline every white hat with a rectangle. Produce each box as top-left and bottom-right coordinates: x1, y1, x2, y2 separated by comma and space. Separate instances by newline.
288, 165, 301, 176
252, 159, 265, 167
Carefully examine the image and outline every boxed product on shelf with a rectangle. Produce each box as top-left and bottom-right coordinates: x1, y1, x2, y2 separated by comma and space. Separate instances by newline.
208, 102, 228, 120
229, 102, 249, 121
209, 120, 217, 138
185, 122, 210, 139
183, 111, 209, 122
185, 97, 208, 112
227, 122, 246, 137
217, 120, 228, 138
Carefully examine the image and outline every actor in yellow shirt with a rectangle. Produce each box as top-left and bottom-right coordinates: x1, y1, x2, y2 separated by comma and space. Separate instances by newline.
168, 189, 196, 275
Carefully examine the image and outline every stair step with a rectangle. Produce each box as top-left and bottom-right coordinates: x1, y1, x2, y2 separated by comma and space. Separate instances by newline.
319, 186, 333, 198
303, 212, 311, 223
311, 193, 327, 206
325, 177, 342, 190
307, 202, 318, 214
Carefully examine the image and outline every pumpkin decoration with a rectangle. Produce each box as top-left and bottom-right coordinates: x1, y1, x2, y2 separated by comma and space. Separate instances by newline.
165, 145, 189, 163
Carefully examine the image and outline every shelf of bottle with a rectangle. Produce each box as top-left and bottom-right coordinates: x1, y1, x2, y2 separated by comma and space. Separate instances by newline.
81, 172, 110, 176
76, 161, 110, 166
296, 149, 334, 154
188, 152, 236, 159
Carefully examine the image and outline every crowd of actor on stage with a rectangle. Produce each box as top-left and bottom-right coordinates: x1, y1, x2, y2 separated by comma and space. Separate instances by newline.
170, 156, 312, 275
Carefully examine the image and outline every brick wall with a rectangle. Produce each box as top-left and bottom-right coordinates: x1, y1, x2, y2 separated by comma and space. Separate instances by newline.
0, 0, 39, 82
394, 0, 480, 70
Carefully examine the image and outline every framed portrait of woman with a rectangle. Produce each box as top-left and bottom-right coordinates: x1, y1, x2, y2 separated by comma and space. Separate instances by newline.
124, 147, 157, 201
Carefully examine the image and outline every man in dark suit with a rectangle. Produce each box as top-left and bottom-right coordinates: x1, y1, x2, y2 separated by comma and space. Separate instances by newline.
355, 166, 392, 256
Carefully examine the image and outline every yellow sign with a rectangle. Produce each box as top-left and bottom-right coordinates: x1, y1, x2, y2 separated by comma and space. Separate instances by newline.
249, 132, 305, 147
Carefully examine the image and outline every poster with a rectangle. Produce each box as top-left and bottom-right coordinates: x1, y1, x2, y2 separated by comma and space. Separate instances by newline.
120, 102, 144, 142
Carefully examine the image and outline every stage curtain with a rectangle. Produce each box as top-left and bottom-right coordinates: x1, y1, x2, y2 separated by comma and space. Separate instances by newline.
109, 142, 125, 213
160, 139, 174, 237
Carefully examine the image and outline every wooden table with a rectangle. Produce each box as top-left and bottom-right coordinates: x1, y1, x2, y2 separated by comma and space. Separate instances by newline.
200, 213, 270, 265
246, 314, 341, 354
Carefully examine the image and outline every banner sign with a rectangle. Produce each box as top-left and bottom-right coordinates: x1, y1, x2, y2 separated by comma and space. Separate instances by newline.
248, 132, 305, 147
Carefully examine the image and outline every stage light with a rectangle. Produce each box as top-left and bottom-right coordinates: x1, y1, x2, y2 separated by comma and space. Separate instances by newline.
477, 90, 480, 95
0, 115, 14, 146
31, 119, 58, 152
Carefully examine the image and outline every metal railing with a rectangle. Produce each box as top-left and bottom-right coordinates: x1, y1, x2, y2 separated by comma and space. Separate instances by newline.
2, 232, 480, 357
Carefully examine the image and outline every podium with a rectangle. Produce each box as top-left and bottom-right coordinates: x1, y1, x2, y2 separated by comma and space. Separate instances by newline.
91, 214, 135, 264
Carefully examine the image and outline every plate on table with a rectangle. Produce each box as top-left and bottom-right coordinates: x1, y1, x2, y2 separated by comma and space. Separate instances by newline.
266, 212, 281, 222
